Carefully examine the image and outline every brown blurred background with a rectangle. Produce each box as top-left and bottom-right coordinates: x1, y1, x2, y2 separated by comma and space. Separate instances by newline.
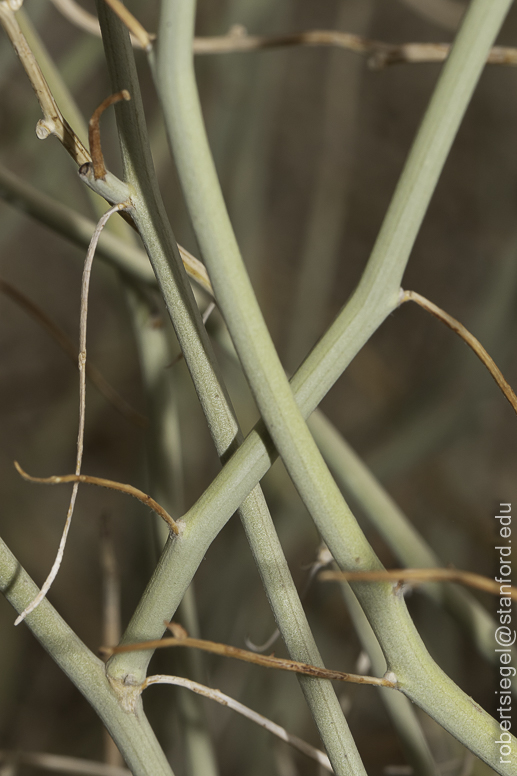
0, 0, 515, 773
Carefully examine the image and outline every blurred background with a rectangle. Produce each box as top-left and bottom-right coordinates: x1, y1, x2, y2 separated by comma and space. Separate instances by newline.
0, 0, 516, 773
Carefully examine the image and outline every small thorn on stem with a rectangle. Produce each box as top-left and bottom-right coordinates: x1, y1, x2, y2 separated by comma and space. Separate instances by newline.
89, 90, 131, 180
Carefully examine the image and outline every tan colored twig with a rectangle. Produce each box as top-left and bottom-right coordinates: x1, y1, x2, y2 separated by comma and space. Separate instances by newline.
401, 289, 517, 416
89, 91, 131, 180
0, 277, 147, 427
0, 2, 90, 164
101, 0, 152, 51
15, 203, 128, 626
142, 675, 334, 773
320, 568, 517, 601
14, 462, 179, 536
101, 622, 396, 688
46, 0, 517, 68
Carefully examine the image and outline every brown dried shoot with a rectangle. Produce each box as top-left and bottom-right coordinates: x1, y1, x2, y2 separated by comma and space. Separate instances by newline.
101, 622, 396, 688
14, 463, 179, 536
320, 568, 517, 601
89, 91, 131, 180
401, 289, 517, 416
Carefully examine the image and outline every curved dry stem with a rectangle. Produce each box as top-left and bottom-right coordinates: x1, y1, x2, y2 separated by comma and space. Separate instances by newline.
15, 203, 128, 625
101, 625, 396, 688
142, 675, 334, 773
320, 568, 517, 601
89, 90, 131, 180
46, 0, 517, 69
401, 289, 517, 415
14, 462, 179, 535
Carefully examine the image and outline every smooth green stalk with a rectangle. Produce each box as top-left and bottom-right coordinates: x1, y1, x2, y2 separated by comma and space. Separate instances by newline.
95, 6, 366, 773
340, 581, 439, 776
154, 0, 515, 771
0, 535, 174, 776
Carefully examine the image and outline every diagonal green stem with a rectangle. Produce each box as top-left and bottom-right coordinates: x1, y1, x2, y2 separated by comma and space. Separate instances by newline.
94, 5, 366, 773
150, 0, 516, 772
0, 535, 174, 776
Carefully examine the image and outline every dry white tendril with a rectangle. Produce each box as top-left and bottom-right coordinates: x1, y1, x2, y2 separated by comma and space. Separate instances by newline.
15, 202, 129, 626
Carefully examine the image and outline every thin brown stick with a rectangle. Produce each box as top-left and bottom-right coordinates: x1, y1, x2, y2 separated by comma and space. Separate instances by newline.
0, 3, 90, 165
401, 289, 517, 416
47, 0, 517, 68
89, 91, 131, 180
319, 568, 517, 601
14, 462, 179, 536
100, 623, 395, 687
142, 675, 334, 772
0, 277, 147, 427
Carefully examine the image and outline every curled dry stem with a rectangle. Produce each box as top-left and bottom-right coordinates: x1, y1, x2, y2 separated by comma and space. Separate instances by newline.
14, 462, 179, 536
320, 568, 517, 601
0, 1, 89, 164
401, 289, 517, 415
89, 90, 131, 180
142, 674, 334, 773
15, 203, 128, 625
101, 622, 396, 688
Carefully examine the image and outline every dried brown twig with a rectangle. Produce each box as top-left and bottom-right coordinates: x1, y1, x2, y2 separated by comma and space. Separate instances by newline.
401, 289, 517, 416
14, 462, 180, 535
320, 568, 517, 601
101, 622, 396, 688
89, 90, 131, 180
49, 0, 517, 68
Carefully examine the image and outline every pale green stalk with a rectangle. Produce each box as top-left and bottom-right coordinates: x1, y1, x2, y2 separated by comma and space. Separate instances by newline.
95, 6, 366, 773
0, 535, 174, 776
339, 581, 439, 776
153, 0, 515, 771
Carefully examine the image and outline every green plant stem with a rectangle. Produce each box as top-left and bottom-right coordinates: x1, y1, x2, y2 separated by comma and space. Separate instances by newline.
94, 6, 366, 774
0, 535, 174, 776
339, 581, 439, 776
151, 0, 515, 771
125, 286, 219, 776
